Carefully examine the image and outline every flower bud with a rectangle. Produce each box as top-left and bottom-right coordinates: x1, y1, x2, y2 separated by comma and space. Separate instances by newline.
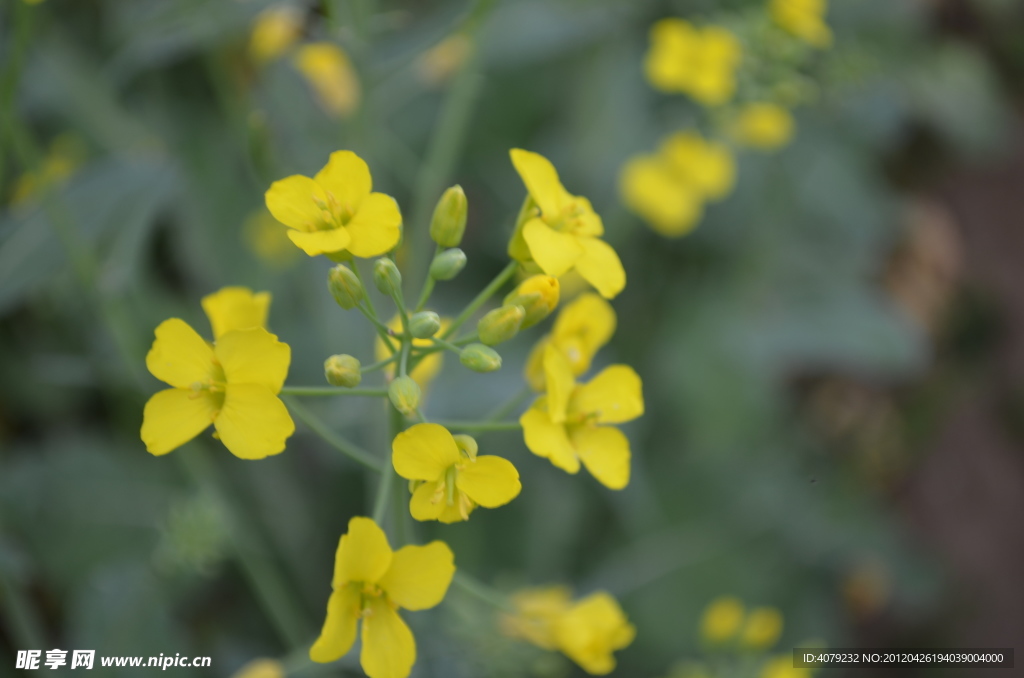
453, 434, 478, 460
409, 311, 441, 339
388, 375, 421, 416
504, 275, 559, 329
373, 258, 402, 297
327, 264, 364, 309
429, 248, 467, 281
477, 304, 525, 346
429, 185, 468, 247
324, 354, 361, 388
459, 343, 502, 373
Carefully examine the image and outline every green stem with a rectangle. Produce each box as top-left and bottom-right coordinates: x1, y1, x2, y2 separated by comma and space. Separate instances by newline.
453, 333, 478, 346
280, 386, 388, 397
430, 336, 464, 356
433, 420, 521, 432
0, 0, 33, 188
451, 572, 514, 612
414, 244, 443, 312
285, 396, 384, 472
372, 405, 402, 525
441, 261, 518, 340
362, 353, 400, 374
484, 385, 533, 421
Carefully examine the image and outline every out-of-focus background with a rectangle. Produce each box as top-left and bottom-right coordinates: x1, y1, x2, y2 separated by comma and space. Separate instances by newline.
2, 0, 1023, 676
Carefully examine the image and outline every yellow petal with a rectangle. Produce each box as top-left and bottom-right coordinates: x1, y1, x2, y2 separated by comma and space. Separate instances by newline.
619, 154, 704, 238
309, 585, 360, 663
408, 481, 445, 522
392, 423, 460, 481
344, 193, 402, 258
360, 597, 415, 678
555, 592, 635, 675
231, 657, 286, 678
437, 498, 470, 524
201, 287, 271, 339
215, 328, 291, 392
569, 365, 643, 424
542, 345, 575, 424
214, 384, 294, 459
140, 388, 217, 456
520, 403, 579, 474
551, 293, 617, 375
378, 541, 455, 611
574, 238, 625, 299
145, 318, 215, 388
332, 517, 393, 587
456, 455, 521, 508
570, 426, 631, 490
509, 148, 567, 218
286, 227, 352, 257
313, 150, 372, 208
293, 44, 361, 118
265, 175, 327, 231
523, 219, 583, 277
524, 336, 549, 391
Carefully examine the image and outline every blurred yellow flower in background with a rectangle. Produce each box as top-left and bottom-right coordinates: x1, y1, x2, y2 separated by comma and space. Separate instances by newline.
265, 150, 401, 257
230, 658, 285, 678
200, 286, 271, 340
503, 586, 635, 675
310, 517, 455, 678
700, 596, 744, 643
740, 607, 784, 649
9, 134, 83, 206
508, 149, 625, 299
620, 130, 736, 237
645, 19, 742, 106
525, 292, 616, 391
392, 423, 521, 523
248, 6, 302, 64
760, 654, 815, 678
243, 210, 300, 269
771, 0, 833, 49
521, 346, 642, 489
293, 43, 361, 118
729, 103, 795, 151
417, 34, 472, 86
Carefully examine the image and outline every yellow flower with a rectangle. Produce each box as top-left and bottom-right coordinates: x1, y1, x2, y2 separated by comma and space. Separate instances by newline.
729, 103, 795, 151
771, 0, 833, 48
505, 274, 560, 329
248, 6, 302, 64
520, 346, 642, 489
508, 149, 625, 299
141, 320, 294, 460
503, 587, 635, 675
200, 287, 271, 340
525, 293, 616, 391
244, 210, 300, 269
416, 34, 472, 86
761, 654, 814, 678
231, 658, 285, 678
619, 131, 735, 238
556, 593, 636, 675
375, 315, 451, 387
265, 150, 401, 257
310, 517, 455, 678
644, 19, 742, 106
392, 423, 521, 523
293, 43, 361, 118
701, 596, 744, 643
741, 607, 783, 649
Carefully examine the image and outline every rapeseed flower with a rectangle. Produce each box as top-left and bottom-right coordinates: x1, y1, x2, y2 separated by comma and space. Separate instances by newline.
244, 210, 299, 269
741, 607, 784, 649
729, 103, 795, 151
248, 6, 302, 64
645, 19, 742, 106
508, 149, 625, 299
503, 586, 635, 675
200, 286, 271, 339
231, 658, 285, 678
310, 517, 455, 678
392, 423, 521, 523
701, 596, 744, 643
141, 316, 293, 459
293, 43, 361, 118
520, 346, 642, 489
771, 0, 832, 49
265, 150, 401, 257
417, 34, 472, 86
525, 293, 616, 391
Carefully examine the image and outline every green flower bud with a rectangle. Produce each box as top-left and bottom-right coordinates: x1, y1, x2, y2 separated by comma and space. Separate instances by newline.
324, 354, 362, 388
429, 185, 468, 247
429, 248, 467, 281
477, 304, 525, 346
409, 311, 441, 339
504, 275, 559, 329
388, 375, 421, 416
459, 343, 502, 373
373, 258, 403, 297
453, 434, 478, 460
327, 264, 364, 310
